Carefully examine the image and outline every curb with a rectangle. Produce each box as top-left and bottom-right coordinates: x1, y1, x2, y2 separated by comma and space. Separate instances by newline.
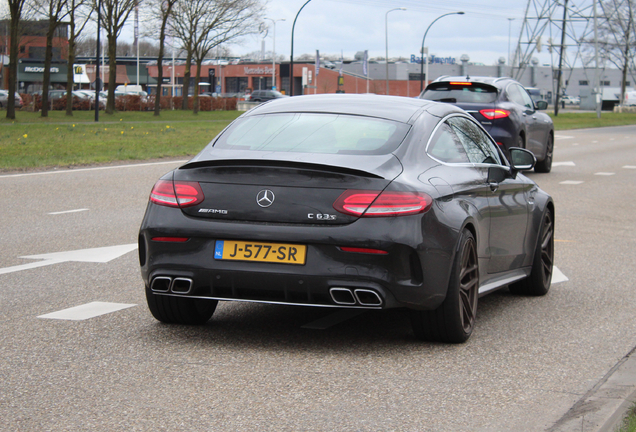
548, 346, 636, 431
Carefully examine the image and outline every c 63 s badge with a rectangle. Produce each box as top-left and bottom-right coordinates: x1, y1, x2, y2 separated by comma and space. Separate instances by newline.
308, 213, 337, 220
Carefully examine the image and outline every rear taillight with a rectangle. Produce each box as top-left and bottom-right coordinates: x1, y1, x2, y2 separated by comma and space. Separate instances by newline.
333, 190, 432, 217
150, 180, 204, 208
479, 109, 510, 120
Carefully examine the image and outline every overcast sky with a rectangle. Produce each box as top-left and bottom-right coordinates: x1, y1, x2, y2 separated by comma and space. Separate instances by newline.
230, 0, 539, 65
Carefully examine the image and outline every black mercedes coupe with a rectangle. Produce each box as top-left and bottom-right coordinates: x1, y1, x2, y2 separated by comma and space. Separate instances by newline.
139, 94, 554, 343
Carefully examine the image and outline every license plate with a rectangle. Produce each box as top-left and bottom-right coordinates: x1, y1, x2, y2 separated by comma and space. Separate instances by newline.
214, 240, 307, 265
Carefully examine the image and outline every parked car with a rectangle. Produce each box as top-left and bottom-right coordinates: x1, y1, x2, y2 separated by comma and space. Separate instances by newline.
561, 95, 580, 105
0, 90, 23, 108
139, 94, 555, 343
247, 89, 288, 102
420, 76, 554, 173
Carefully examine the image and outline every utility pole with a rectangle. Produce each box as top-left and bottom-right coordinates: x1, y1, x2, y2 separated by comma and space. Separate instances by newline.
554, 0, 568, 116
594, 0, 601, 118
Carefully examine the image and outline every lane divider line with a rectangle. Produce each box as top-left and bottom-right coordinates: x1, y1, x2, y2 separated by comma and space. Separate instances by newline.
0, 160, 189, 179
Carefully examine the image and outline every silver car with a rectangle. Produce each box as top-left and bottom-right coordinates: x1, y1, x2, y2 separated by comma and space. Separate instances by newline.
0, 90, 24, 108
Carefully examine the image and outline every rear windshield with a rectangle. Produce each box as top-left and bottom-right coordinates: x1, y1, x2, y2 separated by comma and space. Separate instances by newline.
212, 113, 410, 155
422, 83, 498, 104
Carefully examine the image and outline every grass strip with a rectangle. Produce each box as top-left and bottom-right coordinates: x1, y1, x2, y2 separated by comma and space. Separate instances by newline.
549, 112, 636, 130
0, 111, 242, 171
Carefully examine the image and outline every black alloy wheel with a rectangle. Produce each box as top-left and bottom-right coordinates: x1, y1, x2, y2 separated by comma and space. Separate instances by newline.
535, 133, 553, 173
509, 209, 554, 296
410, 229, 479, 343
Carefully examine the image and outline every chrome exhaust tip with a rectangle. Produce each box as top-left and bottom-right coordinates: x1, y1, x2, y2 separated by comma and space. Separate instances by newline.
171, 277, 193, 294
354, 289, 383, 307
150, 276, 172, 292
329, 287, 356, 305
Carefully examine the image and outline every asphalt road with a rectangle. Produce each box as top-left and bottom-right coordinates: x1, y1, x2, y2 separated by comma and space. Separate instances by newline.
1, 126, 635, 431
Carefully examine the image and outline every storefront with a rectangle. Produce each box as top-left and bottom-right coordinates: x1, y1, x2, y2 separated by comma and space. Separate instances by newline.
16, 61, 68, 94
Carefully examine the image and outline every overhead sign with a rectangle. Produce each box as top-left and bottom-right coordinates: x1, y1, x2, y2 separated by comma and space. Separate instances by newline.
410, 55, 457, 65
24, 66, 60, 73
244, 66, 274, 75
73, 64, 91, 84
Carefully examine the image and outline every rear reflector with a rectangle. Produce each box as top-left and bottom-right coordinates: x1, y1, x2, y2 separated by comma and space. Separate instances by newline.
150, 180, 204, 208
479, 109, 510, 120
333, 190, 432, 217
151, 237, 190, 242
340, 247, 388, 255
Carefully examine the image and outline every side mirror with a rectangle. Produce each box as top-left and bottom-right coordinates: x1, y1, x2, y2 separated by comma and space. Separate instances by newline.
535, 100, 548, 110
509, 147, 536, 175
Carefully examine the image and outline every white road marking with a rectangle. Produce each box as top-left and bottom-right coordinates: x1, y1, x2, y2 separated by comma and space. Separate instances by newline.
594, 172, 615, 176
555, 135, 574, 139
624, 166, 636, 169
38, 302, 136, 321
0, 244, 137, 276
48, 208, 89, 215
560, 180, 584, 185
0, 160, 188, 179
553, 161, 576, 167
552, 266, 569, 284
302, 309, 365, 330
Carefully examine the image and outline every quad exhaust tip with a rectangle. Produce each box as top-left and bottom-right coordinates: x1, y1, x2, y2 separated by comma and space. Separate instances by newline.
330, 287, 382, 307
150, 276, 193, 294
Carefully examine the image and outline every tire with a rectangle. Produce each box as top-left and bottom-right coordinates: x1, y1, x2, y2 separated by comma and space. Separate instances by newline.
410, 229, 479, 343
509, 208, 554, 296
534, 133, 553, 173
145, 285, 218, 325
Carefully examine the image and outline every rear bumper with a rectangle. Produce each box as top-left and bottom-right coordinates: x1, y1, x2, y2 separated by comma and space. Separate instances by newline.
139, 204, 458, 311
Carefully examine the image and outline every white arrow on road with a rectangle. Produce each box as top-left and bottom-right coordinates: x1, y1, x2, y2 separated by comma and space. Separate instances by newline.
0, 244, 138, 276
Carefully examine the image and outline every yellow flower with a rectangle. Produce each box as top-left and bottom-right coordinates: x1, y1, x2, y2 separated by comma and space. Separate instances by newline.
121, 131, 124, 134
72, 124, 75, 127
104, 128, 107, 131
23, 134, 27, 138
166, 125, 170, 129
120, 119, 123, 121
130, 127, 134, 129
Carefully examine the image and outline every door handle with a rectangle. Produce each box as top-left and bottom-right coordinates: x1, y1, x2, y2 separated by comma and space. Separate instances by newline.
489, 182, 499, 192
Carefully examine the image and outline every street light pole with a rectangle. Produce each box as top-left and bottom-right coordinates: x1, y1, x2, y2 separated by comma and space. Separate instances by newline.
385, 7, 406, 95
290, 0, 312, 96
95, 0, 102, 122
508, 18, 515, 67
420, 11, 464, 94
265, 17, 285, 90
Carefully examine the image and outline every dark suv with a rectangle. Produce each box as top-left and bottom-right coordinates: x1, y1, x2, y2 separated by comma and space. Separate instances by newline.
249, 90, 288, 102
420, 76, 554, 173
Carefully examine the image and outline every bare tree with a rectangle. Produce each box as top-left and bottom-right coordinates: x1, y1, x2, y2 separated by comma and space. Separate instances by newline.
32, 0, 69, 118
100, 0, 136, 114
171, 0, 264, 113
75, 35, 96, 56
144, 0, 177, 116
5, 0, 31, 119
64, 0, 94, 116
596, 0, 635, 104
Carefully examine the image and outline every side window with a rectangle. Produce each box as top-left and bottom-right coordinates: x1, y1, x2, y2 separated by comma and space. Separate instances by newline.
427, 122, 470, 163
447, 117, 502, 165
517, 85, 535, 110
506, 84, 524, 106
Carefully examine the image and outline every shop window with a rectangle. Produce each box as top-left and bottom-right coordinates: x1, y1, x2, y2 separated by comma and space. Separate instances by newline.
579, 80, 588, 86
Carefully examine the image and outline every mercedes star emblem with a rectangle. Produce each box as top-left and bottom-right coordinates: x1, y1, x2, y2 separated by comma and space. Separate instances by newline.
256, 189, 275, 208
